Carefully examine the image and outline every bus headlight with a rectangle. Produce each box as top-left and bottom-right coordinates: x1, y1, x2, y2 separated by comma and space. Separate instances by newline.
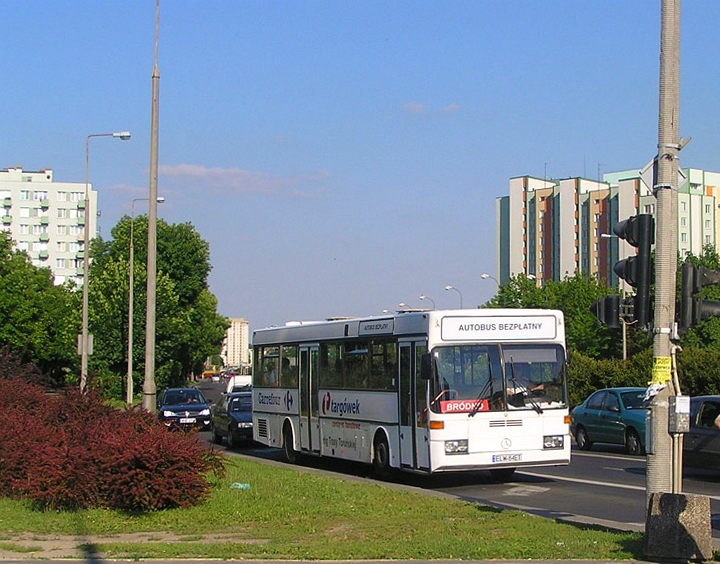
543, 435, 564, 449
445, 439, 468, 455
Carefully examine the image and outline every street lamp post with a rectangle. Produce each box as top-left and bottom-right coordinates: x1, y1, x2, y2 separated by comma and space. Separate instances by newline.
80, 131, 131, 393
127, 196, 164, 405
419, 294, 435, 309
444, 285, 463, 308
480, 273, 499, 288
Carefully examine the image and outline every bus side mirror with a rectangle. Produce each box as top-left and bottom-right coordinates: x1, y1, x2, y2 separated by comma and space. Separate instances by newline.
420, 353, 432, 380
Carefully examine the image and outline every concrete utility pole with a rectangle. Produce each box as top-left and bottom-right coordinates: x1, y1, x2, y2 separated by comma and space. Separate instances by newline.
143, 0, 161, 413
644, 0, 712, 559
647, 0, 680, 501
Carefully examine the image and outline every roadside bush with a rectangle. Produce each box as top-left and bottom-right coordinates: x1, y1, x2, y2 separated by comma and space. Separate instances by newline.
0, 377, 224, 511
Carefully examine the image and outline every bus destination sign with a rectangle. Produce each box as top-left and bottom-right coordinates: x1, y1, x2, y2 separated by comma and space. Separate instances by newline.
441, 315, 557, 341
359, 318, 395, 336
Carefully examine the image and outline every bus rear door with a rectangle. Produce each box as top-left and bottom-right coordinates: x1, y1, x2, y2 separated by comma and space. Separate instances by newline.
299, 345, 320, 453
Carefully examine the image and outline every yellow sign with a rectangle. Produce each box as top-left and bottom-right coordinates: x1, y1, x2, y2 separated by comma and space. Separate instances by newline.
651, 356, 672, 384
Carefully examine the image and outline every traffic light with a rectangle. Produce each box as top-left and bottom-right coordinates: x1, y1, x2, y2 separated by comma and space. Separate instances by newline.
612, 214, 654, 329
590, 294, 621, 328
678, 263, 720, 334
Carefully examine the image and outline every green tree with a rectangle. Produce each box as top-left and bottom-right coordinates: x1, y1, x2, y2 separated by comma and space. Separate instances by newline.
87, 217, 228, 396
0, 233, 77, 385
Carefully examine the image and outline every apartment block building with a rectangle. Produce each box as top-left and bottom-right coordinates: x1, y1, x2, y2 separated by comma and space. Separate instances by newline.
495, 164, 720, 290
221, 317, 250, 369
0, 167, 96, 286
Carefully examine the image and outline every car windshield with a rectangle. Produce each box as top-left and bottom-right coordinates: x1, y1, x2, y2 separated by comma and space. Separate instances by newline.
621, 390, 646, 409
164, 390, 204, 405
230, 397, 252, 412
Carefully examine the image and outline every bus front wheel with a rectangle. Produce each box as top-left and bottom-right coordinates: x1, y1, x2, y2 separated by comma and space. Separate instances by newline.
373, 433, 391, 477
283, 423, 298, 464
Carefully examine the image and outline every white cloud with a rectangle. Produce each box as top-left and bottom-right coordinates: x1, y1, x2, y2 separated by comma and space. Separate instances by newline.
403, 102, 426, 115
158, 164, 330, 197
443, 103, 461, 114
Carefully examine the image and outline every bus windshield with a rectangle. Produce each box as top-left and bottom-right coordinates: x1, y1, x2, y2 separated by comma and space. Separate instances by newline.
430, 343, 566, 414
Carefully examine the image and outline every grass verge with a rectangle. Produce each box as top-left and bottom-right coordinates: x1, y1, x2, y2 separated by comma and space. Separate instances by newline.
0, 456, 645, 560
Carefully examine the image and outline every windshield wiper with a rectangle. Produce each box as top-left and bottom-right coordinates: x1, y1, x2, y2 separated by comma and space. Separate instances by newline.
469, 359, 494, 418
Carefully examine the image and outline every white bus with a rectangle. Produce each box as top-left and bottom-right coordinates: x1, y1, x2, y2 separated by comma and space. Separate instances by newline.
252, 308, 570, 480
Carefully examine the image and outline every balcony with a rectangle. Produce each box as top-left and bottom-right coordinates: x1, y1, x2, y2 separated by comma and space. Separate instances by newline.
76, 267, 85, 277
39, 234, 50, 243
40, 216, 49, 225
77, 200, 86, 210
38, 251, 49, 260
76, 250, 85, 259
40, 199, 50, 209
2, 197, 10, 208
2, 215, 10, 225
77, 216, 86, 226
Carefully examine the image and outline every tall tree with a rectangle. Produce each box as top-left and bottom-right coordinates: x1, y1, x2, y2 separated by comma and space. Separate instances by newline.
87, 217, 228, 395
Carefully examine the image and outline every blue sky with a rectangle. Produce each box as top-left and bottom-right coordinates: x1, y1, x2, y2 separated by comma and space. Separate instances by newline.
3, 1, 720, 333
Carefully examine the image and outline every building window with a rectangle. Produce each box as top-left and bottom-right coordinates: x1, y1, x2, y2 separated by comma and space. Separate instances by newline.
594, 213, 600, 223
57, 241, 67, 252
681, 201, 687, 212
20, 190, 30, 200
706, 204, 712, 214
706, 235, 712, 245
70, 192, 84, 202
57, 191, 67, 202
56, 258, 67, 269
33, 191, 48, 201
57, 208, 67, 219
681, 217, 687, 227
32, 225, 48, 235
57, 225, 67, 235
706, 220, 712, 230
644, 204, 655, 214
681, 233, 687, 243
20, 207, 30, 218
19, 224, 29, 235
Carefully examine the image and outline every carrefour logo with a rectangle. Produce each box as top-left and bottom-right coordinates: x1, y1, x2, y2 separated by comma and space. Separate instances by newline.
321, 392, 360, 416
284, 390, 294, 411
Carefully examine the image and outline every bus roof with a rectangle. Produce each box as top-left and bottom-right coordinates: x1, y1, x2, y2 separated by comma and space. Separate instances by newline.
252, 308, 564, 346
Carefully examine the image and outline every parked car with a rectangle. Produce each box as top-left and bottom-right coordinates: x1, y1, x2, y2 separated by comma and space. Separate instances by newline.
210, 391, 253, 448
684, 396, 720, 470
570, 387, 647, 455
158, 387, 212, 431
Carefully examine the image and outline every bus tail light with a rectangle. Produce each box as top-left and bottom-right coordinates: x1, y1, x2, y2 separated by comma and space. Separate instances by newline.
429, 421, 445, 430
564, 415, 571, 425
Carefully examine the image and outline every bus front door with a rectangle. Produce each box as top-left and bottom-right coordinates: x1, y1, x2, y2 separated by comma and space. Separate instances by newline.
299, 345, 320, 453
399, 341, 429, 471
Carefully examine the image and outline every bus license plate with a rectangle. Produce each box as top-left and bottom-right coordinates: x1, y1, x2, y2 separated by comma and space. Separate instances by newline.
492, 453, 522, 463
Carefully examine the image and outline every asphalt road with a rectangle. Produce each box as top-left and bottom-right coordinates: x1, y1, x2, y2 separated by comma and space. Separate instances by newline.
196, 378, 720, 540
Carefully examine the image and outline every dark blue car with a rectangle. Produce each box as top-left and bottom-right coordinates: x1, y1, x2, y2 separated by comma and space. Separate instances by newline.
210, 391, 253, 448
570, 387, 647, 455
158, 387, 212, 431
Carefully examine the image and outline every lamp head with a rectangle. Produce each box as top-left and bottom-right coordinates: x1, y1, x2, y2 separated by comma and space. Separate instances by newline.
444, 285, 453, 291
481, 274, 489, 279
113, 131, 131, 140
156, 196, 166, 203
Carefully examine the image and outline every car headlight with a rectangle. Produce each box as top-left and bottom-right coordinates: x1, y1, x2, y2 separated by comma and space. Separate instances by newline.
162, 410, 175, 417
543, 435, 564, 449
200, 408, 211, 416
237, 422, 253, 429
444, 439, 468, 455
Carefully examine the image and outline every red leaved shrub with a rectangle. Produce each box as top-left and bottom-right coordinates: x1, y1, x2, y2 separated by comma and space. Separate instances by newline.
0, 378, 224, 511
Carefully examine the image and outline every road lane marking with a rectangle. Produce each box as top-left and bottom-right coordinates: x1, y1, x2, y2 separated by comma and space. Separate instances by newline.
520, 470, 720, 502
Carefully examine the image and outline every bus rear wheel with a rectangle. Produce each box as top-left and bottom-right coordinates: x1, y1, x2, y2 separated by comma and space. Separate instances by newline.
283, 423, 298, 464
372, 433, 391, 477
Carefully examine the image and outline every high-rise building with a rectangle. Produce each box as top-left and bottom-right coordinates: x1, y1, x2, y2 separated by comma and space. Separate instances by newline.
221, 317, 250, 369
496, 164, 720, 290
0, 167, 96, 286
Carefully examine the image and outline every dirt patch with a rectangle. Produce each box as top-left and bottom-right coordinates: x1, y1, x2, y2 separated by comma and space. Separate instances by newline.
0, 531, 259, 560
